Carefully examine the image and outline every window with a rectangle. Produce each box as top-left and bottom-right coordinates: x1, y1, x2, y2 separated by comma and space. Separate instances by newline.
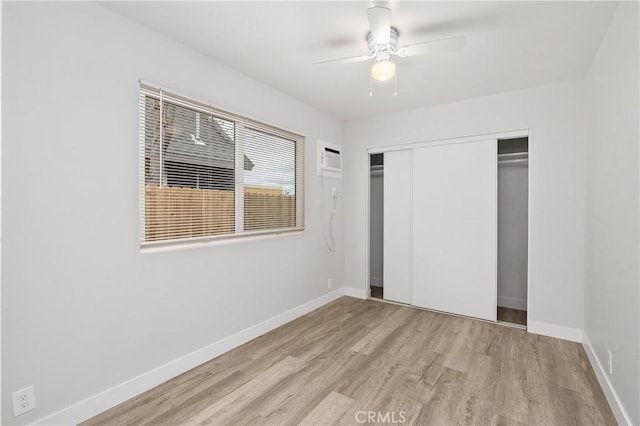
139, 83, 304, 247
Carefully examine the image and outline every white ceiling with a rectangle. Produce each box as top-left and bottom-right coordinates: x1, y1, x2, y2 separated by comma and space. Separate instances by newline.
102, 1, 617, 122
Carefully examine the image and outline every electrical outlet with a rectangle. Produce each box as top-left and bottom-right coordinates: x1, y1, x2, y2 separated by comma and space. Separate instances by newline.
607, 349, 613, 375
12, 385, 35, 417
328, 278, 333, 289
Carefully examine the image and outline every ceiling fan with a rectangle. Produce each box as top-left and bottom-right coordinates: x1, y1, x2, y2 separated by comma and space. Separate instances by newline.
315, 6, 466, 83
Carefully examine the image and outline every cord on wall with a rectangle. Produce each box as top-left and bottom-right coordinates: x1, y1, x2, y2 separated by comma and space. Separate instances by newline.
326, 208, 336, 253
321, 173, 337, 253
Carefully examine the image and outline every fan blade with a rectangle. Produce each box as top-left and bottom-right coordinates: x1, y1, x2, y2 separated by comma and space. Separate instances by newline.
396, 36, 466, 58
367, 6, 391, 45
313, 54, 373, 65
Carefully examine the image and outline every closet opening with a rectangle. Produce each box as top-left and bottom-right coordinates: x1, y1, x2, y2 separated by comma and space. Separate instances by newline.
369, 153, 384, 299
497, 137, 529, 328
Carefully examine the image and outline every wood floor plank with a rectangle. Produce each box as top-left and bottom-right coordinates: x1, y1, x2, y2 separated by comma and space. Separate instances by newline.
83, 297, 616, 426
260, 344, 369, 424
297, 391, 355, 426
454, 352, 498, 425
186, 355, 301, 424
414, 367, 468, 425
337, 309, 424, 399
493, 330, 530, 424
491, 413, 526, 426
442, 319, 477, 373
139, 370, 251, 426
338, 312, 447, 423
349, 303, 413, 355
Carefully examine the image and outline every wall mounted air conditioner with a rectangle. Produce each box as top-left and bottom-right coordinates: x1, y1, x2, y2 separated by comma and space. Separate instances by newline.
317, 140, 342, 178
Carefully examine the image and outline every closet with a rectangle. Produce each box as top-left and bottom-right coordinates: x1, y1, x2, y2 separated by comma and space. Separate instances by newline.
497, 138, 528, 326
369, 154, 384, 299
371, 136, 528, 327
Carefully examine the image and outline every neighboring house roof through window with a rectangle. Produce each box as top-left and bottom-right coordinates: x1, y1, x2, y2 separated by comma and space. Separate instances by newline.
145, 99, 254, 171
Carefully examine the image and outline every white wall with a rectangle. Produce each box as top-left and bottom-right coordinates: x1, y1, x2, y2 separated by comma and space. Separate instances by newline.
584, 2, 639, 424
0, 1, 4, 422
1, 3, 343, 424
497, 163, 529, 311
344, 80, 586, 335
369, 172, 383, 287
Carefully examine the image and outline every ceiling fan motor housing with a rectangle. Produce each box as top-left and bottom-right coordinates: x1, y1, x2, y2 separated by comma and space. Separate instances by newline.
367, 27, 399, 61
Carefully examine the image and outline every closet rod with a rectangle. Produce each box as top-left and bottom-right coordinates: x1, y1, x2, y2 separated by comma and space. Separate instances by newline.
498, 159, 528, 165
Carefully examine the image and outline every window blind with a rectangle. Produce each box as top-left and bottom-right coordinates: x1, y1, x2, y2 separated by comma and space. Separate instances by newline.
139, 82, 305, 247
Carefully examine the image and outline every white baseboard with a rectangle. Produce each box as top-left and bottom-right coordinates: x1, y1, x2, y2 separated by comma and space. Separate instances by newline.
370, 277, 383, 287
34, 289, 346, 425
527, 320, 583, 343
497, 295, 527, 311
583, 334, 633, 426
344, 286, 368, 299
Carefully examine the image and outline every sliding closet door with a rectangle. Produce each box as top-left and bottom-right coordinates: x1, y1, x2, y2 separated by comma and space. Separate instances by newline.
412, 140, 497, 321
383, 150, 412, 304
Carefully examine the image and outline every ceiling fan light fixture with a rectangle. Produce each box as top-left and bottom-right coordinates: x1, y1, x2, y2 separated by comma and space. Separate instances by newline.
371, 60, 396, 81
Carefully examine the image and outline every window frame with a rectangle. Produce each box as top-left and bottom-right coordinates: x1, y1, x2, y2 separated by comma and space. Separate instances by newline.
139, 81, 305, 248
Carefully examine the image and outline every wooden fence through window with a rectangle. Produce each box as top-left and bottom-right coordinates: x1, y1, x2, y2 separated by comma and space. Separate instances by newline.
144, 185, 295, 241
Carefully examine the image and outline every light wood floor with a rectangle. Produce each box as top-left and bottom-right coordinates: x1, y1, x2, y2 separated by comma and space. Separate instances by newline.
84, 297, 615, 425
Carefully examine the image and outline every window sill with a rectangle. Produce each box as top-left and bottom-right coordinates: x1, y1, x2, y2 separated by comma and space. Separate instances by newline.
140, 229, 305, 254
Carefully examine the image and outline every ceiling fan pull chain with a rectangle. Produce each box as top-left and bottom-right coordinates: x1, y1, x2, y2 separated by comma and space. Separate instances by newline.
369, 75, 374, 97
394, 72, 398, 97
